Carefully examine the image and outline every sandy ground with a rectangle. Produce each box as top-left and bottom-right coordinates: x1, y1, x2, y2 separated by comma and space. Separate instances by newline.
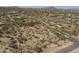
70, 47, 79, 53
43, 41, 73, 53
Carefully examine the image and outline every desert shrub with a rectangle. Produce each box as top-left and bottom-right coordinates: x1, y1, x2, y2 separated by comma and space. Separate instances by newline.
32, 46, 43, 52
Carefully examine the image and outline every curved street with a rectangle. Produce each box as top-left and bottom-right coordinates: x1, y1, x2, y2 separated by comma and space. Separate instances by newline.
41, 20, 79, 53
55, 35, 79, 53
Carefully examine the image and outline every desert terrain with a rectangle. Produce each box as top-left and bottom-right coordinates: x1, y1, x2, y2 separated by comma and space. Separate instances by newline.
0, 7, 79, 53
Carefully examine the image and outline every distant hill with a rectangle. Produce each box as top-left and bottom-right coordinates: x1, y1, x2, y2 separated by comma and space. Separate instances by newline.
0, 6, 79, 10
46, 6, 57, 10
18, 6, 58, 10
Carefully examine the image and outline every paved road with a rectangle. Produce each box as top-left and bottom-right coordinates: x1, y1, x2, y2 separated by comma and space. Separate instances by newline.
55, 42, 79, 53
54, 35, 79, 53
54, 33, 79, 52
40, 20, 79, 53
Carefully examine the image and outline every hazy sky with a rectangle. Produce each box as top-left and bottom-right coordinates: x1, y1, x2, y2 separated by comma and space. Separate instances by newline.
55, 6, 79, 9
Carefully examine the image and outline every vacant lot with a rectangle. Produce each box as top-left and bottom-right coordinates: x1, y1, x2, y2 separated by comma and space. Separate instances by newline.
0, 7, 78, 53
